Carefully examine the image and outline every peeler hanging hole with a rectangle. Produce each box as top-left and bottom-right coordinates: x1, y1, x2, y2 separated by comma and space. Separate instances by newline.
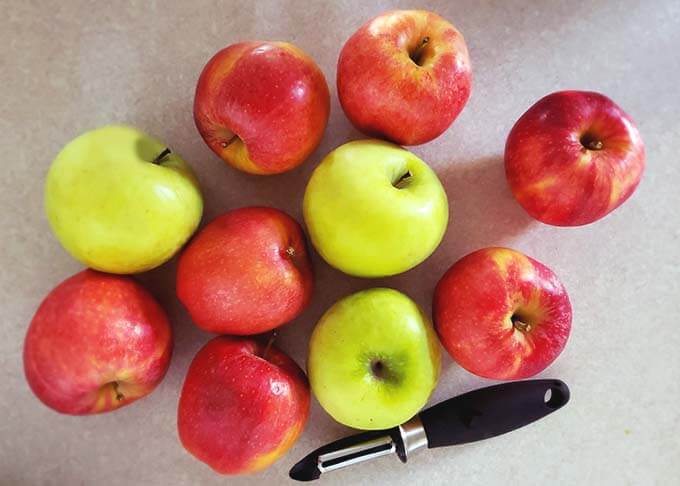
544, 386, 566, 409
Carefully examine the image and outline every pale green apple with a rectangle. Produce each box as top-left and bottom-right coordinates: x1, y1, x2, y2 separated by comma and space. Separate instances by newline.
308, 288, 440, 430
303, 139, 448, 278
45, 125, 203, 274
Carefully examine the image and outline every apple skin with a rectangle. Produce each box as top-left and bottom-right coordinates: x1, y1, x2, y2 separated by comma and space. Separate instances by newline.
23, 270, 172, 415
337, 10, 472, 145
303, 139, 448, 278
505, 90, 645, 226
176, 207, 314, 335
177, 336, 310, 474
308, 288, 440, 430
194, 41, 330, 175
433, 247, 571, 380
45, 125, 203, 274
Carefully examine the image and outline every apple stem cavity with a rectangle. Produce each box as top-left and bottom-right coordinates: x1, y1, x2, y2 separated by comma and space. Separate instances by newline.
152, 148, 172, 165
370, 359, 386, 380
409, 36, 430, 66
262, 331, 278, 361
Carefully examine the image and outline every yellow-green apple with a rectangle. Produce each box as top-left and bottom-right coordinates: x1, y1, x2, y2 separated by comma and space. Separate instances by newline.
23, 270, 172, 415
308, 288, 440, 430
303, 139, 448, 277
194, 41, 330, 175
433, 248, 571, 380
337, 10, 472, 145
45, 125, 203, 274
505, 90, 645, 226
176, 207, 314, 335
178, 336, 310, 474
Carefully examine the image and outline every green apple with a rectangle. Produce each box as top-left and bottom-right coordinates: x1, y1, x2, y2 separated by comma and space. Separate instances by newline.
45, 125, 203, 274
308, 288, 440, 430
303, 139, 448, 278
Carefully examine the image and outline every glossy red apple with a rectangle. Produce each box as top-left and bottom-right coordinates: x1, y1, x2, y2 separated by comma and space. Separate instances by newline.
505, 90, 645, 226
433, 247, 571, 380
24, 270, 172, 414
194, 41, 330, 174
177, 336, 310, 474
176, 207, 314, 335
337, 9, 472, 145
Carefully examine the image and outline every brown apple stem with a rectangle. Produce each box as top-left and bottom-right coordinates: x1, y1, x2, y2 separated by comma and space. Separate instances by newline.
410, 36, 430, 65
587, 140, 604, 150
152, 147, 172, 165
262, 331, 278, 360
112, 381, 124, 401
220, 134, 239, 149
393, 170, 413, 189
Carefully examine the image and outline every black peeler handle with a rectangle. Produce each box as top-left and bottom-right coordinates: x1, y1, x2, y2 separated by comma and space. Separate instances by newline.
419, 379, 570, 448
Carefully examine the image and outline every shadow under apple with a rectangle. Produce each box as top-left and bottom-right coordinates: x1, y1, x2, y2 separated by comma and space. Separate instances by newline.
375, 155, 535, 314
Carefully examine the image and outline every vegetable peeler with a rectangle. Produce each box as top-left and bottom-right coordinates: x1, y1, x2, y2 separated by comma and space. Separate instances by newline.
289, 379, 570, 481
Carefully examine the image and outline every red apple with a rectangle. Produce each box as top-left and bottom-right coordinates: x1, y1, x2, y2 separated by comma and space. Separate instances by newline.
505, 90, 645, 226
194, 41, 330, 175
176, 207, 313, 335
337, 10, 472, 145
433, 247, 571, 380
177, 336, 310, 474
23, 270, 172, 415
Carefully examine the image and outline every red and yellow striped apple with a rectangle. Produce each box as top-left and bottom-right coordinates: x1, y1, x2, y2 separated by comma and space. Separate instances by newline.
23, 270, 172, 415
337, 10, 472, 145
176, 207, 314, 335
505, 90, 645, 226
177, 336, 310, 474
433, 248, 571, 380
194, 41, 330, 175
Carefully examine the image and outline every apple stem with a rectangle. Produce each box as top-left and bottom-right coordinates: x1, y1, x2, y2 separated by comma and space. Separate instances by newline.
393, 171, 413, 189
112, 382, 124, 401
587, 140, 603, 150
262, 331, 278, 360
220, 134, 239, 149
152, 148, 172, 165
512, 317, 532, 333
580, 132, 604, 151
410, 36, 430, 65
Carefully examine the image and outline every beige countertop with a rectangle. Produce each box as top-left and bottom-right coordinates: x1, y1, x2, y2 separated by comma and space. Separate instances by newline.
2, 1, 679, 484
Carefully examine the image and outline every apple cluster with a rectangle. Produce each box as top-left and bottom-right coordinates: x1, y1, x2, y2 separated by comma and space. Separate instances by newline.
23, 9, 645, 477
